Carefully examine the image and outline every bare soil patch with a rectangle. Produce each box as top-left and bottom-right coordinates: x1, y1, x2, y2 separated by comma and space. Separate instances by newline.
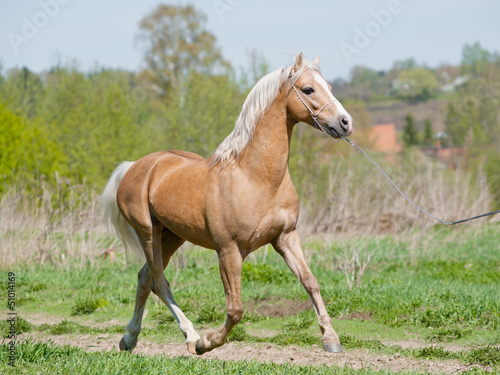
20, 331, 486, 374
20, 314, 493, 373
339, 312, 374, 321
247, 298, 312, 318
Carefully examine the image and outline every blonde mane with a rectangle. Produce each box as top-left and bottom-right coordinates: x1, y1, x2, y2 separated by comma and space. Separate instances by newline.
211, 59, 320, 167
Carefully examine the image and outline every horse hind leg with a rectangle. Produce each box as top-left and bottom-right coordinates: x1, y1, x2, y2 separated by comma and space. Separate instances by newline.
153, 228, 200, 352
120, 226, 199, 352
120, 262, 151, 351
144, 223, 200, 352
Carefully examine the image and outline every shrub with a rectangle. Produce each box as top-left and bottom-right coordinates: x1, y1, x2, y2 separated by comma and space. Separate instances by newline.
71, 297, 109, 315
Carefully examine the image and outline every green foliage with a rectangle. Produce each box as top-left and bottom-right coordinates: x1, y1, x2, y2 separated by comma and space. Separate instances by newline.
136, 4, 230, 95
27, 281, 47, 292
422, 118, 433, 146
38, 68, 153, 187
484, 152, 500, 208
241, 262, 292, 284
36, 320, 124, 336
445, 52, 500, 206
2, 225, 500, 372
426, 326, 472, 342
226, 324, 248, 342
414, 260, 499, 284
0, 317, 32, 338
282, 314, 314, 333
465, 346, 500, 367
0, 65, 244, 191
269, 331, 318, 346
196, 301, 225, 323
402, 113, 419, 147
395, 67, 439, 102
0, 67, 45, 118
39, 320, 91, 335
404, 345, 456, 360
71, 297, 109, 315
339, 334, 384, 350
164, 71, 244, 157
151, 309, 176, 324
350, 66, 386, 96
0, 339, 398, 375
0, 100, 66, 191
461, 41, 500, 75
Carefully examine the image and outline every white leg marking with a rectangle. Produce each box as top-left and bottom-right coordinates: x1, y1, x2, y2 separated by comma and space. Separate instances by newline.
158, 289, 200, 343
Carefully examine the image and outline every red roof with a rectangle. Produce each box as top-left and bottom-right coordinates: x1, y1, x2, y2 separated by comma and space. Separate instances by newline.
369, 124, 402, 153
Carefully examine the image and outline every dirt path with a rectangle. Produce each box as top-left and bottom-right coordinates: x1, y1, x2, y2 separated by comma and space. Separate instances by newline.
21, 331, 484, 374
20, 313, 491, 374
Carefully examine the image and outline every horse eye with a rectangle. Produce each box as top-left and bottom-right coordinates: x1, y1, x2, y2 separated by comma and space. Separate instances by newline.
302, 87, 314, 95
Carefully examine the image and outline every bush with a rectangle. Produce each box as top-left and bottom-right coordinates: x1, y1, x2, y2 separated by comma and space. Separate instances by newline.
241, 262, 291, 285
71, 297, 109, 315
0, 100, 66, 192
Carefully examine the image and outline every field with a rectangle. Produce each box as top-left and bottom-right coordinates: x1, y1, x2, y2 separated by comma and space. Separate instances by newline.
1, 222, 499, 374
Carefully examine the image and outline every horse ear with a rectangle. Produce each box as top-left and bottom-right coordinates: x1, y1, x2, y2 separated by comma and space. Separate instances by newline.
313, 56, 320, 65
292, 53, 303, 74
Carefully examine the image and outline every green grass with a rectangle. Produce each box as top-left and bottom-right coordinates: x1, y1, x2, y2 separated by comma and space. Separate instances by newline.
1, 338, 497, 374
0, 339, 415, 375
1, 224, 499, 373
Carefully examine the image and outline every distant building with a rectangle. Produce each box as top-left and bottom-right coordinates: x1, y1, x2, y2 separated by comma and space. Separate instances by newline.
421, 145, 462, 169
369, 123, 402, 153
440, 75, 470, 92
366, 124, 460, 168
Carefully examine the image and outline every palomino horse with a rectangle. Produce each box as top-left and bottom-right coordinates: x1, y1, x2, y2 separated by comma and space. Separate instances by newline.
101, 53, 353, 355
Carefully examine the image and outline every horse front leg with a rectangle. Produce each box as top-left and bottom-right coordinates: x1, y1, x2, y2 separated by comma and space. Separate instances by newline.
272, 230, 343, 353
193, 245, 243, 355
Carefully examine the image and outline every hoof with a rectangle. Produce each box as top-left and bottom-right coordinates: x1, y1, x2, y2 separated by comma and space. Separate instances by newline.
186, 341, 197, 355
119, 337, 134, 352
323, 341, 343, 353
194, 336, 212, 355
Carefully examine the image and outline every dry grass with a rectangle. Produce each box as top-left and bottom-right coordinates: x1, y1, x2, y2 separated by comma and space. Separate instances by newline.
298, 149, 497, 235
0, 181, 114, 269
1, 150, 498, 268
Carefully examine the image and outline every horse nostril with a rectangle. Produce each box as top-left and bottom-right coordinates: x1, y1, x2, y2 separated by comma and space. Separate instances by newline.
340, 116, 349, 131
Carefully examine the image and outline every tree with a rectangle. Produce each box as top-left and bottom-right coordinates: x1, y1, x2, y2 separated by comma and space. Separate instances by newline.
422, 118, 433, 147
395, 67, 439, 102
392, 58, 417, 72
461, 42, 499, 75
163, 70, 244, 157
0, 67, 45, 119
136, 4, 230, 96
0, 100, 66, 191
402, 113, 419, 147
445, 67, 500, 207
348, 66, 388, 100
240, 49, 270, 86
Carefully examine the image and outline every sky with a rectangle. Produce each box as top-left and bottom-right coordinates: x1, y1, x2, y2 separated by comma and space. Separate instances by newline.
1, 0, 499, 81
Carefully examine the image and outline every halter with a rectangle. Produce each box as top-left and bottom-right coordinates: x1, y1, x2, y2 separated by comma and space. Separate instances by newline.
288, 70, 500, 226
289, 72, 339, 137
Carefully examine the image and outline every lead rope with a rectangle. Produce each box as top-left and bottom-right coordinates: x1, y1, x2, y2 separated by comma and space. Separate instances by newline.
290, 76, 500, 225
342, 137, 500, 225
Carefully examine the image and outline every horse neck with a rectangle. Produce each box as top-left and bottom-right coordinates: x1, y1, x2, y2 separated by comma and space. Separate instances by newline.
239, 94, 295, 187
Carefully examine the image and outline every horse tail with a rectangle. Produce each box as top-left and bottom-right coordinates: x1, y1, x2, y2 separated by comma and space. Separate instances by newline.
100, 161, 143, 257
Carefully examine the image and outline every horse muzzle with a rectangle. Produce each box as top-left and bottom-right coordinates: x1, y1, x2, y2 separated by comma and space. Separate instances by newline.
327, 115, 353, 138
